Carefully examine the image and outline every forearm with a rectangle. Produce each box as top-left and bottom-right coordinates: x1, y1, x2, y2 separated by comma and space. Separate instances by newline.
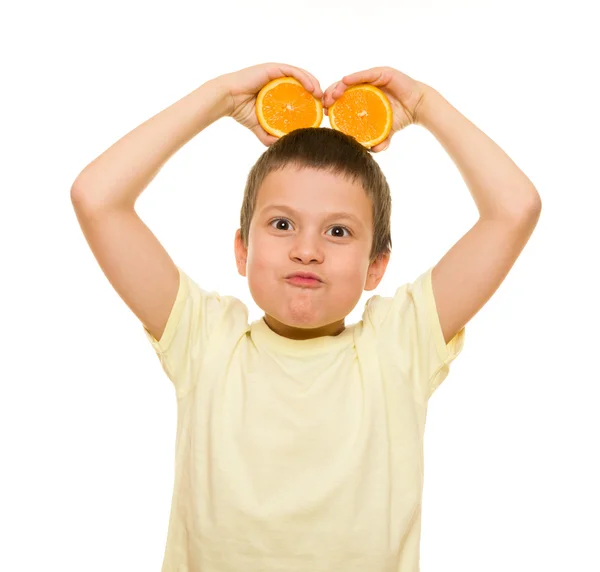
416, 85, 541, 221
71, 78, 231, 211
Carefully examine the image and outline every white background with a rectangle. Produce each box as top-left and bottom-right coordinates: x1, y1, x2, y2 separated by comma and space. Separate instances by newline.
1, 0, 598, 570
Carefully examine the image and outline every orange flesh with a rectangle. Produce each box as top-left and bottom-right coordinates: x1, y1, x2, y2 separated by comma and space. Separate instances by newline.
331, 89, 389, 143
260, 82, 320, 131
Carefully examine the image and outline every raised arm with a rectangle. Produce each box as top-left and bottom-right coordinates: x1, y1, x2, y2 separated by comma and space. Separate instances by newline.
322, 67, 542, 346
71, 63, 323, 343
70, 79, 230, 342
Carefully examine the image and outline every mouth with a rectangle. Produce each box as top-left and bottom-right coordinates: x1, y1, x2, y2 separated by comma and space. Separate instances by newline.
285, 272, 324, 288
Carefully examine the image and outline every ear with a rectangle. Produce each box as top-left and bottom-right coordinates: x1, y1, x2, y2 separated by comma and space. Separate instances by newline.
234, 229, 248, 277
364, 252, 390, 291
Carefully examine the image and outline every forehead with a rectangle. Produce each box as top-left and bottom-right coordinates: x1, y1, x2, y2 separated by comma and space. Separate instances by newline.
255, 166, 372, 222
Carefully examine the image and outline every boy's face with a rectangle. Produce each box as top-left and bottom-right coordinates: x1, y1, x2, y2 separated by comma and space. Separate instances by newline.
235, 166, 389, 340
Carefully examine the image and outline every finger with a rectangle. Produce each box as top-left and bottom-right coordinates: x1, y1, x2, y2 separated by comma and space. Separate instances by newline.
276, 63, 322, 99
251, 123, 278, 147
261, 132, 280, 147
371, 139, 390, 153
296, 67, 324, 99
321, 82, 336, 107
323, 81, 348, 108
342, 67, 391, 88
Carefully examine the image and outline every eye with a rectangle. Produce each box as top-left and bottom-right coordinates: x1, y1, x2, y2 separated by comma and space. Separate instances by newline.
326, 225, 352, 238
270, 218, 293, 231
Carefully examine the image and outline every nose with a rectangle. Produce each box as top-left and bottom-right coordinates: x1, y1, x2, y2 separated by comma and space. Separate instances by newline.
289, 232, 324, 264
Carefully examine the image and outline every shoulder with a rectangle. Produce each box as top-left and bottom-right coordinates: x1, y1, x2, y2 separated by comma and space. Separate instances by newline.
362, 268, 431, 329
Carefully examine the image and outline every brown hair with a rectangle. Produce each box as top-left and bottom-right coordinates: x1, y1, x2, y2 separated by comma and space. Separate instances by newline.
240, 127, 392, 263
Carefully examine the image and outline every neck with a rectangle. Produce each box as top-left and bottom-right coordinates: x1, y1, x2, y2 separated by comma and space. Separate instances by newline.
263, 314, 346, 340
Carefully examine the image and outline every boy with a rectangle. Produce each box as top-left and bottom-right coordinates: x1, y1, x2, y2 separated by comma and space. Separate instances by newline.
71, 62, 541, 571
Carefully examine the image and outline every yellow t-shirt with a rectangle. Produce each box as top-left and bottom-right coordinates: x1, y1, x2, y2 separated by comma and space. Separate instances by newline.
144, 265, 465, 572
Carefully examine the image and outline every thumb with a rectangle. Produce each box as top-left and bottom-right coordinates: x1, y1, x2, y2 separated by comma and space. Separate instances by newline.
252, 124, 279, 147
370, 140, 389, 153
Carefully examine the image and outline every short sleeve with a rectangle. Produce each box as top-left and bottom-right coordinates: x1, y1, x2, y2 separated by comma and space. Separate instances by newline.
365, 266, 465, 401
143, 266, 248, 398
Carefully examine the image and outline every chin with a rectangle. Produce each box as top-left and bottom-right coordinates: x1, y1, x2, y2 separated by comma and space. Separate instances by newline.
260, 302, 325, 329
285, 315, 323, 329
272, 308, 319, 328
250, 280, 356, 330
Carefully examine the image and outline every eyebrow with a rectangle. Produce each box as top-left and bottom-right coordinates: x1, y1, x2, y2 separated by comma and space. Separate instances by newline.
261, 205, 364, 227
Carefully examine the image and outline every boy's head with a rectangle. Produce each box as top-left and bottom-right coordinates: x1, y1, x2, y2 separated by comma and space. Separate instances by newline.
234, 127, 392, 339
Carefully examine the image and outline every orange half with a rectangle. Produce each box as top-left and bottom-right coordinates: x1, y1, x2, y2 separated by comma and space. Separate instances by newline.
256, 77, 323, 137
328, 84, 393, 148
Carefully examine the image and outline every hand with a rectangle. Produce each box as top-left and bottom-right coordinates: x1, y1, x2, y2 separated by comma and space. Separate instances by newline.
215, 62, 323, 147
322, 66, 429, 152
